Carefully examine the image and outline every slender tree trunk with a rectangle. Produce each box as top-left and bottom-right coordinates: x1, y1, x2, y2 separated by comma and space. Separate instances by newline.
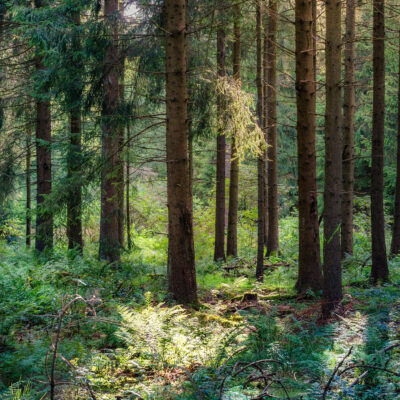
66, 11, 83, 253
214, 19, 226, 262
126, 124, 132, 250
26, 131, 31, 247
34, 0, 53, 252
67, 108, 83, 252
295, 0, 323, 293
322, 0, 343, 317
341, 0, 356, 257
263, 6, 269, 247
256, 0, 265, 281
117, 55, 125, 247
266, 0, 279, 256
165, 0, 197, 304
99, 0, 121, 264
227, 2, 241, 258
370, 0, 389, 282
391, 29, 400, 256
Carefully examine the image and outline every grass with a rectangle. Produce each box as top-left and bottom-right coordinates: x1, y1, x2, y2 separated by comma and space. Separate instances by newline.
0, 214, 400, 399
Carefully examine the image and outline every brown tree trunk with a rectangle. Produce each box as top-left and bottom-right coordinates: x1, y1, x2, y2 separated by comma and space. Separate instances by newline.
391, 29, 400, 256
165, 0, 197, 304
66, 11, 83, 253
295, 0, 323, 293
227, 2, 241, 258
126, 124, 132, 250
263, 9, 269, 247
322, 0, 343, 317
256, 0, 265, 281
370, 0, 389, 282
26, 131, 31, 247
341, 0, 356, 257
67, 109, 83, 252
99, 0, 121, 264
214, 18, 226, 262
266, 0, 279, 257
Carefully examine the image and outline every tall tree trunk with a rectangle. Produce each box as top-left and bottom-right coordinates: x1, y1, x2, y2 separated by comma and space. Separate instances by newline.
214, 17, 226, 262
227, 2, 241, 258
322, 0, 343, 317
26, 131, 31, 247
266, 0, 279, 256
67, 12, 83, 253
165, 0, 197, 304
391, 29, 400, 255
117, 0, 125, 247
34, 0, 53, 252
342, 0, 356, 257
117, 55, 125, 247
295, 0, 323, 293
126, 124, 132, 250
99, 0, 121, 264
256, 0, 265, 281
370, 0, 389, 282
67, 108, 83, 252
263, 6, 269, 247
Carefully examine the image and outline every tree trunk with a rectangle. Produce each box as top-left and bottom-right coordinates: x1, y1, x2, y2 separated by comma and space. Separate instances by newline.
165, 0, 197, 304
214, 18, 226, 262
295, 0, 323, 293
263, 6, 269, 247
266, 0, 279, 256
227, 2, 241, 258
341, 0, 356, 257
370, 0, 389, 282
99, 0, 121, 264
126, 124, 132, 250
26, 131, 31, 247
67, 108, 83, 252
322, 0, 343, 317
391, 29, 400, 256
256, 0, 265, 281
66, 11, 83, 253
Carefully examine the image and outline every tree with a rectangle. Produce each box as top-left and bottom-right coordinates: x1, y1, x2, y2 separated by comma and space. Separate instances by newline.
34, 0, 53, 253
26, 129, 31, 247
342, 0, 356, 257
214, 9, 226, 262
370, 0, 389, 282
322, 0, 343, 317
99, 0, 121, 264
295, 0, 323, 293
390, 28, 400, 256
266, 0, 279, 256
227, 2, 241, 258
256, 0, 265, 281
66, 11, 83, 252
165, 0, 197, 304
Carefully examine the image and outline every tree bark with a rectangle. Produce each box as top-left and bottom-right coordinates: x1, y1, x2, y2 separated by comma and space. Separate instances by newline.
370, 0, 389, 282
214, 16, 226, 262
266, 0, 279, 256
341, 0, 356, 257
227, 2, 241, 258
256, 0, 265, 281
99, 0, 121, 264
391, 29, 400, 256
322, 0, 343, 317
263, 8, 269, 247
67, 12, 83, 253
126, 124, 132, 250
67, 108, 83, 252
295, 0, 323, 293
26, 130, 31, 247
165, 0, 197, 304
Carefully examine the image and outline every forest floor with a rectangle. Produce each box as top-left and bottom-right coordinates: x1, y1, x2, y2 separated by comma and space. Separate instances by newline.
0, 234, 400, 400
